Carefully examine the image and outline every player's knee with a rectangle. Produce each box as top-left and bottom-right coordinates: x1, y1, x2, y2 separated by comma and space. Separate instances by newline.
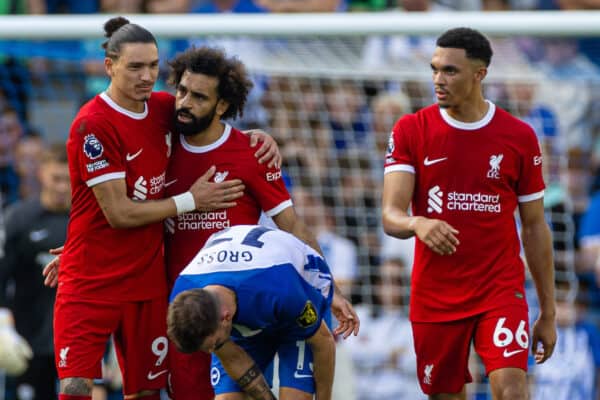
60, 377, 94, 396
495, 384, 527, 400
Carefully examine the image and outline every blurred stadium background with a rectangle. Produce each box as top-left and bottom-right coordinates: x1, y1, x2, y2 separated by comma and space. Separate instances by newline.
1, 1, 600, 399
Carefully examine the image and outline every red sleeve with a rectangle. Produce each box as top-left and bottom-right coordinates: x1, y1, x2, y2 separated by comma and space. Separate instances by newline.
384, 113, 417, 174
517, 125, 545, 201
70, 114, 125, 187
247, 161, 292, 217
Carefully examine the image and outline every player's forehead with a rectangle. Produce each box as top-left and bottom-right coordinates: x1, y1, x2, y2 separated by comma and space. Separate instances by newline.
180, 70, 219, 96
431, 46, 469, 68
117, 42, 159, 64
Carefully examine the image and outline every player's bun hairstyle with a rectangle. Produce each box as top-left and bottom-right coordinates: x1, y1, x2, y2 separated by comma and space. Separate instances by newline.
436, 27, 493, 67
167, 289, 220, 353
168, 46, 253, 120
101, 16, 157, 59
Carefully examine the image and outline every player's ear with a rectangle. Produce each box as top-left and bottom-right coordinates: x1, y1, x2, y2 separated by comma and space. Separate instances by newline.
222, 309, 233, 323
475, 66, 487, 82
104, 57, 115, 77
216, 99, 230, 118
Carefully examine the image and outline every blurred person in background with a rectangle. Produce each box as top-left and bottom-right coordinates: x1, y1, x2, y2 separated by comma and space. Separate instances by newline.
0, 143, 70, 400
14, 133, 44, 201
345, 256, 426, 400
531, 280, 600, 400
0, 107, 24, 207
371, 90, 412, 158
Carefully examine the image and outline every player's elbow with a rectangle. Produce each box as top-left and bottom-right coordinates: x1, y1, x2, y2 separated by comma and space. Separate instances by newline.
382, 213, 412, 239
102, 208, 135, 229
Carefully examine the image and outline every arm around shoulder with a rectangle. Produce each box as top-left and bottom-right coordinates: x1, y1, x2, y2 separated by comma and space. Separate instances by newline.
92, 179, 178, 229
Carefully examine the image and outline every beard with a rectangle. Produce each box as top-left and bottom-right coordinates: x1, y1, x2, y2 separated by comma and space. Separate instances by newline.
174, 105, 218, 137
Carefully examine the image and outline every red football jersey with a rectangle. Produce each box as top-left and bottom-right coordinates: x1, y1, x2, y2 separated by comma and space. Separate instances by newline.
384, 102, 545, 322
164, 124, 292, 287
60, 91, 175, 301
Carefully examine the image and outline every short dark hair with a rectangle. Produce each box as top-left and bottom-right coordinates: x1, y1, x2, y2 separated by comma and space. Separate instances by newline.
168, 46, 253, 120
436, 27, 493, 67
101, 16, 157, 59
167, 289, 220, 353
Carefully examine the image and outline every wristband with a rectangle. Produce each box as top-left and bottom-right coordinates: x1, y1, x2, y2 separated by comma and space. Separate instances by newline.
172, 192, 196, 215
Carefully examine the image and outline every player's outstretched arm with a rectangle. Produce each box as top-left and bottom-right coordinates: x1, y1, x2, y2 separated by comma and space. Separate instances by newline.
306, 321, 336, 400
214, 340, 276, 400
246, 129, 282, 169
519, 198, 556, 364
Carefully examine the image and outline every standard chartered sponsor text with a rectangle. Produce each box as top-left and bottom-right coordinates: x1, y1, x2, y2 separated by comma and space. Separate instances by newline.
447, 191, 501, 213
178, 210, 231, 230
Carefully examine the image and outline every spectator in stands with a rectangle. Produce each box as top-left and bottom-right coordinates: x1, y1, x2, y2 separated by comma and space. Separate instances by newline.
531, 281, 600, 400
0, 143, 70, 400
371, 90, 412, 160
144, 0, 190, 12
580, 169, 600, 280
360, 0, 447, 71
33, 0, 98, 13
345, 256, 426, 400
348, 0, 397, 11
254, 0, 345, 11
292, 186, 358, 299
324, 79, 373, 152
15, 133, 44, 200
0, 107, 24, 206
191, 0, 265, 12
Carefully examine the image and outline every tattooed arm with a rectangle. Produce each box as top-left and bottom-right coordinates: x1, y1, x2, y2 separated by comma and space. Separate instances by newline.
214, 340, 276, 400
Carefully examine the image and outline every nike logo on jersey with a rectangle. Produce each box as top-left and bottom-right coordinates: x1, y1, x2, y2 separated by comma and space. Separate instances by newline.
293, 371, 313, 379
147, 370, 168, 380
126, 148, 143, 161
164, 179, 177, 188
424, 156, 447, 166
29, 229, 49, 242
503, 348, 525, 358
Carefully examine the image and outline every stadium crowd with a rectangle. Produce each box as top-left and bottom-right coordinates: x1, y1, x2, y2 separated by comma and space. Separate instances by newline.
0, 0, 599, 399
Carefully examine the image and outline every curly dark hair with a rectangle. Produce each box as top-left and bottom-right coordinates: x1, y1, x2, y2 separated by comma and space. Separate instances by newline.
436, 27, 493, 67
167, 289, 220, 354
168, 46, 253, 120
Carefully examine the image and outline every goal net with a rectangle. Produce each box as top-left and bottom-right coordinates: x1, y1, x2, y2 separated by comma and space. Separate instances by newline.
1, 12, 598, 399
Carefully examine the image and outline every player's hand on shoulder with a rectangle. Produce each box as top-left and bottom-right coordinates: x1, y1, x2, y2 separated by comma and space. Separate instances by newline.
189, 165, 245, 211
331, 293, 360, 339
0, 309, 33, 376
246, 129, 282, 169
412, 217, 460, 255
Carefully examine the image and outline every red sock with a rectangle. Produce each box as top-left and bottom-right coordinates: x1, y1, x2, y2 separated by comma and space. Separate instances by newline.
59, 395, 91, 400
